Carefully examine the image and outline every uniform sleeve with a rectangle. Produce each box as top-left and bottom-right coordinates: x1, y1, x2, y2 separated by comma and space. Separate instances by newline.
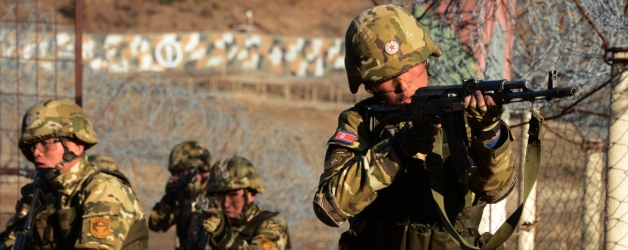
469, 122, 516, 203
0, 203, 29, 249
241, 215, 290, 250
148, 196, 177, 232
75, 175, 148, 249
313, 109, 409, 227
0, 184, 34, 249
208, 214, 291, 250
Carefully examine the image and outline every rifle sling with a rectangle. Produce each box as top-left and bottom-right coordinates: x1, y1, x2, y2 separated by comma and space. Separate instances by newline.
37, 168, 132, 248
427, 109, 543, 250
229, 210, 279, 250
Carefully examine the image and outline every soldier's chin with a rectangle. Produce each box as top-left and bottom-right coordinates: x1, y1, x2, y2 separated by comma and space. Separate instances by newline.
35, 164, 54, 169
224, 211, 240, 218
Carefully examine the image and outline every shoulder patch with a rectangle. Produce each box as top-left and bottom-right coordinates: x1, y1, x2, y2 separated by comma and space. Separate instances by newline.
15, 201, 23, 214
259, 237, 276, 250
90, 217, 111, 238
325, 155, 343, 170
333, 130, 357, 143
324, 149, 353, 171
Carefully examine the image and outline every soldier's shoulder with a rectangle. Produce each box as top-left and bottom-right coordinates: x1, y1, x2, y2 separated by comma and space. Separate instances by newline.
81, 168, 136, 199
339, 97, 379, 122
255, 209, 287, 228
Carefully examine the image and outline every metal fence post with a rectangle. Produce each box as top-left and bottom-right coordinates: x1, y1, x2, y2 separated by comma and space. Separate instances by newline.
75, 0, 83, 107
606, 46, 628, 249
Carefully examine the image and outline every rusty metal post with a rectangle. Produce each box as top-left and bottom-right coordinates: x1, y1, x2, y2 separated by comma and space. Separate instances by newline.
75, 0, 83, 107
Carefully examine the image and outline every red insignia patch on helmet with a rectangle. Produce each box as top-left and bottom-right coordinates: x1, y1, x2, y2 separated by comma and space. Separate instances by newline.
25, 115, 35, 125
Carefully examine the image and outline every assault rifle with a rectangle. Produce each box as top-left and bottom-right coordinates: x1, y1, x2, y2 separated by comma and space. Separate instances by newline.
365, 70, 577, 184
176, 167, 200, 247
13, 181, 45, 250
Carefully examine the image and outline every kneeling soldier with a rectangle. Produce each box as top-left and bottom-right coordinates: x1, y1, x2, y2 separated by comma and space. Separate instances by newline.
188, 156, 291, 250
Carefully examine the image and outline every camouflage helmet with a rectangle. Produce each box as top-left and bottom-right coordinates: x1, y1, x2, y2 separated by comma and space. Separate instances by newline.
18, 99, 98, 160
345, 4, 442, 94
88, 155, 119, 172
206, 156, 265, 194
168, 141, 213, 173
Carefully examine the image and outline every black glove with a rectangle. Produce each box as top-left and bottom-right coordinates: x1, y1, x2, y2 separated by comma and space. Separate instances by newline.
163, 177, 182, 204
391, 115, 441, 157
464, 90, 504, 140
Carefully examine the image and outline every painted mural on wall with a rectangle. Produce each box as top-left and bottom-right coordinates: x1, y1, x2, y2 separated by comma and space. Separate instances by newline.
1, 4, 511, 81
87, 32, 347, 77
2, 30, 347, 78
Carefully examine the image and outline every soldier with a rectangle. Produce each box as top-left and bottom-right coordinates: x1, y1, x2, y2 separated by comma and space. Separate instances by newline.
149, 141, 213, 249
0, 99, 149, 249
88, 154, 120, 172
187, 156, 291, 250
312, 4, 516, 249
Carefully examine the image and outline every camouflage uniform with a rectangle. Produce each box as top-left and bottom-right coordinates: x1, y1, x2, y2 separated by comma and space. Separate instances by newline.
88, 155, 120, 172
312, 5, 515, 249
149, 141, 213, 249
0, 99, 149, 249
187, 156, 291, 250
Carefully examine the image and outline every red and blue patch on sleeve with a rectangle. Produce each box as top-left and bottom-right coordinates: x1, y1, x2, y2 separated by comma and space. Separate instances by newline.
333, 130, 357, 143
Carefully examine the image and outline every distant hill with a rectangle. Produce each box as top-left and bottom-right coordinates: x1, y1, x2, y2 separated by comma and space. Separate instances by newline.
53, 0, 381, 37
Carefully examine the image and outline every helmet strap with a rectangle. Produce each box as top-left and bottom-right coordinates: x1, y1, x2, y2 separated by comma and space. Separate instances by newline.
425, 61, 432, 81
34, 137, 77, 181
240, 189, 254, 217
35, 168, 61, 181
243, 189, 249, 204
59, 137, 79, 163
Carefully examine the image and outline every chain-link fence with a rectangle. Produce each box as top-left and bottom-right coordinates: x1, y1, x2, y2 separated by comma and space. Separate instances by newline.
0, 0, 79, 232
413, 0, 627, 249
2, 0, 628, 249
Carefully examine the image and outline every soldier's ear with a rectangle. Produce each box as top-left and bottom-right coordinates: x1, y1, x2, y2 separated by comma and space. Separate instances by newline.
65, 139, 85, 157
246, 189, 256, 202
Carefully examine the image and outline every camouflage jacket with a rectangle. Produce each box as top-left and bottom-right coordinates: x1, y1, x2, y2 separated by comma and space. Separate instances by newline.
187, 203, 291, 250
0, 157, 149, 249
313, 98, 516, 227
149, 188, 206, 249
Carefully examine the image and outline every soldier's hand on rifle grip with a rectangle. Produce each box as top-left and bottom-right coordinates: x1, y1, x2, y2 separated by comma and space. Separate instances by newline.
164, 175, 181, 204
202, 211, 223, 235
463, 90, 504, 142
391, 103, 442, 157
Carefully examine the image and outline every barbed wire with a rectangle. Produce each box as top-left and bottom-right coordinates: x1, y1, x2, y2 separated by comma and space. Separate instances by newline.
410, 0, 625, 248
82, 69, 340, 247
2, 0, 627, 249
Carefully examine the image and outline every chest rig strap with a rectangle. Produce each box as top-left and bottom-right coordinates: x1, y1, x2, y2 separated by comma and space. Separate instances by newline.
34, 167, 132, 249
427, 109, 543, 250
